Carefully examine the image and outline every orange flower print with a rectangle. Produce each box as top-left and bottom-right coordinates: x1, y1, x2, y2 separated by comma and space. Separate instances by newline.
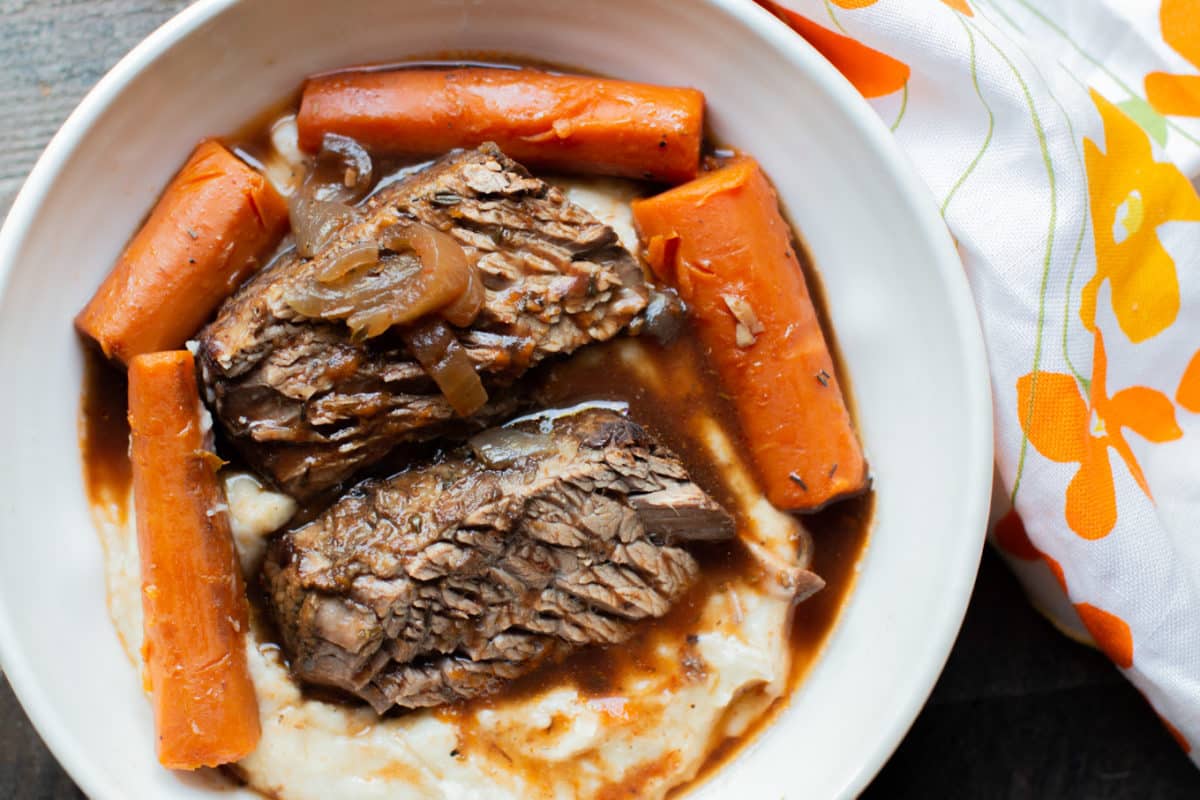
831, 0, 972, 11
993, 508, 1067, 591
1081, 90, 1200, 343
758, 0, 969, 98
1044, 554, 1068, 594
994, 508, 1040, 560
938, 0, 974, 13
1146, 0, 1200, 117
758, 1, 909, 98
1176, 348, 1200, 412
1074, 603, 1134, 669
1016, 331, 1181, 540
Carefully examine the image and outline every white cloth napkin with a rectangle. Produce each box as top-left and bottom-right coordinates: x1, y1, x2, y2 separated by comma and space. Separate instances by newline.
767, 0, 1200, 759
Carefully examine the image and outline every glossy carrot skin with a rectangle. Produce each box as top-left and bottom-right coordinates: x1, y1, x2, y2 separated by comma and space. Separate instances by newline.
77, 141, 287, 365
128, 351, 259, 769
632, 159, 867, 511
297, 68, 705, 183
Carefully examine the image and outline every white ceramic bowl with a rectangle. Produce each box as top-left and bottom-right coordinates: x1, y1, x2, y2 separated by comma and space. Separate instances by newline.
0, 0, 992, 797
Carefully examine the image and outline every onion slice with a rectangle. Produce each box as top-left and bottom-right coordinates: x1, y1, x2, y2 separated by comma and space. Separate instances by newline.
440, 261, 485, 327
288, 133, 375, 257
360, 221, 472, 330
402, 319, 488, 417
323, 134, 373, 196
310, 133, 374, 203
289, 195, 360, 258
317, 241, 380, 283
285, 221, 476, 339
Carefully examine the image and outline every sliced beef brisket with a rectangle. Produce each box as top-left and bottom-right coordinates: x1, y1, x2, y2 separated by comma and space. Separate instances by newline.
262, 408, 735, 712
198, 144, 648, 498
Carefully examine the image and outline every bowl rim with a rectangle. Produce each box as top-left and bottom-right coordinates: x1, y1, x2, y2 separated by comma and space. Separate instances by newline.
0, 1, 993, 797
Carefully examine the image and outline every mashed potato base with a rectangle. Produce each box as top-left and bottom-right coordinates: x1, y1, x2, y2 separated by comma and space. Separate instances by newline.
89, 179, 811, 799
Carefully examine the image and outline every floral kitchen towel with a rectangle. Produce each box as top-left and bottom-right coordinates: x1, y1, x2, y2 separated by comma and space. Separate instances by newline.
762, 0, 1200, 757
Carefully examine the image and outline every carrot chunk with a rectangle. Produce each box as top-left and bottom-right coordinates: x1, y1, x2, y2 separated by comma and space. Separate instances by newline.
632, 159, 867, 511
77, 141, 287, 365
296, 67, 704, 183
128, 351, 259, 769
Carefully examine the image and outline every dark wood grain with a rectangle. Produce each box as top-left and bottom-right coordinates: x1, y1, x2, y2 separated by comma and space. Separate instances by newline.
0, 7, 188, 798
0, 0, 190, 213
1, 2, 1197, 798
0, 678, 85, 800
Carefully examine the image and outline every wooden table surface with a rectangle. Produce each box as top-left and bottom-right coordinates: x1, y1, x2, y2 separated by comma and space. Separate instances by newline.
1, 1, 1197, 797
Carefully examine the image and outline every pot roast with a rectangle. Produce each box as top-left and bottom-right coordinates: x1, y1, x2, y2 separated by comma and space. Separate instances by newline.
262, 408, 736, 712
197, 144, 649, 499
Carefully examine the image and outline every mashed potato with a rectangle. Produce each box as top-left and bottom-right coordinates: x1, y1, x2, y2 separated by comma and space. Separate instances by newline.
97, 465, 802, 800
95, 425, 805, 799
89, 180, 811, 799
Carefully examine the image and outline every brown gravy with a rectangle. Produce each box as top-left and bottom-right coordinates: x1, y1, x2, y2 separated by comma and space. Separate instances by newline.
426, 326, 872, 797
79, 347, 131, 524
77, 55, 874, 799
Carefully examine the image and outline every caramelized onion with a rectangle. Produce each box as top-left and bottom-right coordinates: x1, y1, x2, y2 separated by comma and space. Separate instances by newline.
289, 195, 360, 258
469, 428, 554, 468
286, 220, 478, 339
286, 254, 422, 338
360, 221, 472, 325
402, 319, 488, 416
288, 133, 375, 257
317, 241, 380, 283
310, 133, 373, 203
440, 260, 485, 327
378, 221, 469, 291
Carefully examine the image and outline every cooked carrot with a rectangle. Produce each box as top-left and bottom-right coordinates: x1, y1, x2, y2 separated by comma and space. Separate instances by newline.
128, 351, 259, 769
632, 159, 867, 511
296, 67, 704, 183
77, 141, 288, 365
